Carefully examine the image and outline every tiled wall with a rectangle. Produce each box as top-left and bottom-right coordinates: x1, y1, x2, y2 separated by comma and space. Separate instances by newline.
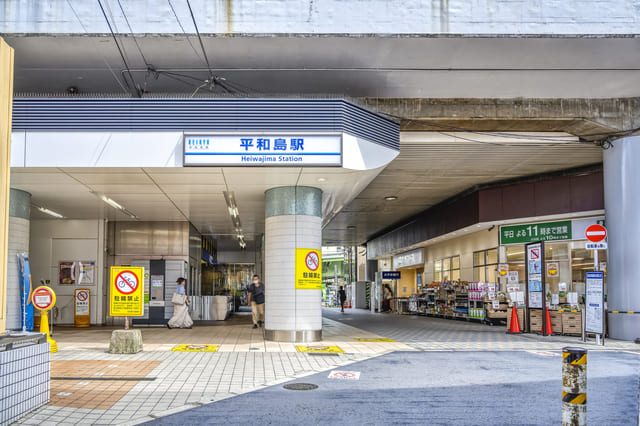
6, 216, 29, 330
0, 338, 50, 424
265, 214, 322, 331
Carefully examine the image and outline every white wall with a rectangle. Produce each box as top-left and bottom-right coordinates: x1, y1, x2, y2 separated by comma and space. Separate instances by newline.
424, 228, 499, 283
29, 220, 106, 325
1, 0, 638, 35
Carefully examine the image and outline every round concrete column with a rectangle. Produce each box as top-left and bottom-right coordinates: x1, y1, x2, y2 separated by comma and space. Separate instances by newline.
264, 186, 322, 342
6, 188, 31, 330
603, 136, 640, 340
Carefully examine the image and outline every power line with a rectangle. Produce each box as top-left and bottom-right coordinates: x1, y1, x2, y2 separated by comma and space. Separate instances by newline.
167, 0, 207, 67
97, 0, 142, 97
185, 0, 213, 75
116, 0, 150, 67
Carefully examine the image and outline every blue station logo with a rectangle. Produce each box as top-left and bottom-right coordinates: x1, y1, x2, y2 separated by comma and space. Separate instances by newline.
187, 138, 211, 150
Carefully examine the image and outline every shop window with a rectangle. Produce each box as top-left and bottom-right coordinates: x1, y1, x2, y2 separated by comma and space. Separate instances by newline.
434, 255, 460, 282
473, 248, 498, 282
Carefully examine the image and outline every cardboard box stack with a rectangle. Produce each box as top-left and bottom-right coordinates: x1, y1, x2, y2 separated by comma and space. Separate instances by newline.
562, 311, 582, 335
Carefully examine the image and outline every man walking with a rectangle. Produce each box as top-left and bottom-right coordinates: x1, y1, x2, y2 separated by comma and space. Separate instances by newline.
248, 274, 265, 329
339, 285, 347, 313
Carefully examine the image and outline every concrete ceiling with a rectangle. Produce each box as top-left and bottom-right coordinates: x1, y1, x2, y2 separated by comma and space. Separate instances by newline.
323, 132, 603, 245
4, 35, 640, 98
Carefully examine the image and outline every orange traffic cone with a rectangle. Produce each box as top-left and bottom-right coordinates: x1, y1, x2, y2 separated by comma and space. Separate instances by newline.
506, 306, 522, 334
541, 307, 554, 336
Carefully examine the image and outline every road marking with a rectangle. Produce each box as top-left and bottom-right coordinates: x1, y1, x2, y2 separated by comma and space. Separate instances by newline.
328, 370, 360, 380
527, 350, 560, 357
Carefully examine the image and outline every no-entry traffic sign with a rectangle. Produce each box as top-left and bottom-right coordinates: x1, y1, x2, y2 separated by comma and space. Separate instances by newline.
585, 224, 607, 242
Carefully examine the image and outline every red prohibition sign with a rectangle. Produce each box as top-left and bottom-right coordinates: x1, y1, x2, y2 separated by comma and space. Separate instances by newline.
115, 270, 139, 295
77, 291, 88, 301
305, 252, 319, 271
33, 288, 53, 310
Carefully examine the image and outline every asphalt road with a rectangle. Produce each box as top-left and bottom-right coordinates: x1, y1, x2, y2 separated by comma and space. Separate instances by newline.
148, 350, 640, 426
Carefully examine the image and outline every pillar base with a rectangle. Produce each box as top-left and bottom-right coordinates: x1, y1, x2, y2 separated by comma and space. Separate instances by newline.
608, 313, 640, 341
109, 329, 143, 354
264, 329, 322, 343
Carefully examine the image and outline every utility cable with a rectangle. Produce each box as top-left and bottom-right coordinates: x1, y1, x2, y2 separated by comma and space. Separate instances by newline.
185, 0, 213, 76
97, 0, 142, 97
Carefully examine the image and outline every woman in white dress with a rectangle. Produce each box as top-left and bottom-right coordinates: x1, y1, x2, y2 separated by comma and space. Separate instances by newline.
167, 277, 193, 329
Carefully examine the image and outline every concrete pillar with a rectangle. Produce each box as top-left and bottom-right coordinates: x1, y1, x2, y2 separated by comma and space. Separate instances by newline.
6, 189, 31, 330
603, 136, 640, 341
264, 186, 322, 342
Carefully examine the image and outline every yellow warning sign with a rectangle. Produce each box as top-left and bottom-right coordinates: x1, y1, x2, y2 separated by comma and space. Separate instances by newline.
109, 266, 144, 317
171, 344, 220, 352
354, 337, 397, 343
295, 248, 322, 290
295, 345, 344, 353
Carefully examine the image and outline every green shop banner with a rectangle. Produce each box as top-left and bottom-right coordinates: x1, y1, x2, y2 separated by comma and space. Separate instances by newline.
500, 220, 572, 245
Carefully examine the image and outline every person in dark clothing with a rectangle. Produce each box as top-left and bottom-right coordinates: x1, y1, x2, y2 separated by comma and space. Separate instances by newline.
248, 274, 265, 329
338, 285, 347, 312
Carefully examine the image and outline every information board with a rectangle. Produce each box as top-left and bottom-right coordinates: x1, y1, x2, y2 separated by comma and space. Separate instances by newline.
526, 242, 544, 309
109, 267, 144, 316
295, 249, 322, 290
585, 271, 604, 334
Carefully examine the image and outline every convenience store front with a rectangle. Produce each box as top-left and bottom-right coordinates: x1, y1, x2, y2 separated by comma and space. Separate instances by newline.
378, 214, 606, 336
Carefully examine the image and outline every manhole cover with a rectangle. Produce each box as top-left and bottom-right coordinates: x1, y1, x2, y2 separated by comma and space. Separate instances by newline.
283, 383, 318, 391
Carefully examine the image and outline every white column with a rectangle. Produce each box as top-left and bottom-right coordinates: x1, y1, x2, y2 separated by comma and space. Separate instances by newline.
264, 186, 322, 342
603, 136, 640, 341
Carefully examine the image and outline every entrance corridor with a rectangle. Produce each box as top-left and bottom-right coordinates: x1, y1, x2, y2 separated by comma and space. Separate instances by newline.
16, 309, 639, 425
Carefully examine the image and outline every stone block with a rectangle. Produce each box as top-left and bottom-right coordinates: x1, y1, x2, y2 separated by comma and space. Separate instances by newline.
109, 329, 143, 354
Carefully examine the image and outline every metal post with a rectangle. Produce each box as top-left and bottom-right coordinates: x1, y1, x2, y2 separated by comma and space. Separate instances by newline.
562, 347, 587, 426
125, 316, 129, 330
581, 310, 586, 342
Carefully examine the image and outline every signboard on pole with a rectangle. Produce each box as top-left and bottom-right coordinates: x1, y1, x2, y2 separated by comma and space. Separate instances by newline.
295, 249, 322, 290
585, 272, 604, 335
74, 288, 90, 327
526, 242, 544, 309
109, 267, 144, 316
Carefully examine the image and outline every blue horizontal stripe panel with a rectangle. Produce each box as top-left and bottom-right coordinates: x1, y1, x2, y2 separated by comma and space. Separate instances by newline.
12, 98, 400, 151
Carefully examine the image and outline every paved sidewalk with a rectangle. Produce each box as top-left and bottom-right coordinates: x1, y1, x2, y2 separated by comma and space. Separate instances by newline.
15, 313, 409, 425
325, 308, 640, 351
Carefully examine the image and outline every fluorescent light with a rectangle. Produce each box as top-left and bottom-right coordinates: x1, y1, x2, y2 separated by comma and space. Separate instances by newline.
102, 196, 123, 210
384, 196, 398, 201
37, 206, 64, 219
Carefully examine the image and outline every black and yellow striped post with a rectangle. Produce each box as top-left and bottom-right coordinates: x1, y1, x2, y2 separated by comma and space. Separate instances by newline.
562, 347, 587, 426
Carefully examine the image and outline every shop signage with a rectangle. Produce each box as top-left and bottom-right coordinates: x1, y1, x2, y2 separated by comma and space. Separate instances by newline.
382, 271, 401, 280
546, 262, 559, 277
585, 272, 604, 335
526, 242, 545, 309
500, 220, 572, 245
183, 134, 342, 166
109, 267, 144, 316
507, 271, 519, 284
393, 248, 424, 269
295, 248, 322, 290
498, 264, 509, 277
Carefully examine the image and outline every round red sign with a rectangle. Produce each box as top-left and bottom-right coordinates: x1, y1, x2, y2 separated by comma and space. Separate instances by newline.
114, 270, 139, 295
33, 287, 54, 310
305, 252, 320, 271
585, 224, 607, 243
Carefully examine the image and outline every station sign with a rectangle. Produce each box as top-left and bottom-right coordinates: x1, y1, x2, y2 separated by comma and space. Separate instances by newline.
110, 267, 144, 316
183, 134, 342, 167
295, 249, 322, 290
381, 271, 401, 280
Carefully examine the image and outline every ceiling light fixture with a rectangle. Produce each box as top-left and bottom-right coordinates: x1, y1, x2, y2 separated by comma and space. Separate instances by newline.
384, 196, 398, 201
36, 206, 65, 219
317, 177, 327, 182
101, 196, 137, 219
224, 191, 245, 248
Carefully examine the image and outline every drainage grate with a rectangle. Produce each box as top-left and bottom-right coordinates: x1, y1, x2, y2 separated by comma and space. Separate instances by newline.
283, 383, 319, 391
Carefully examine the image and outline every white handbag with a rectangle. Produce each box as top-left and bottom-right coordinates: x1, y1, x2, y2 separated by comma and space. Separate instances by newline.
171, 292, 186, 305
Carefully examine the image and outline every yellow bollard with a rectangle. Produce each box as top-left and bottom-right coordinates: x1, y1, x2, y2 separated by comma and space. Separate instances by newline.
32, 286, 57, 353
562, 347, 587, 426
